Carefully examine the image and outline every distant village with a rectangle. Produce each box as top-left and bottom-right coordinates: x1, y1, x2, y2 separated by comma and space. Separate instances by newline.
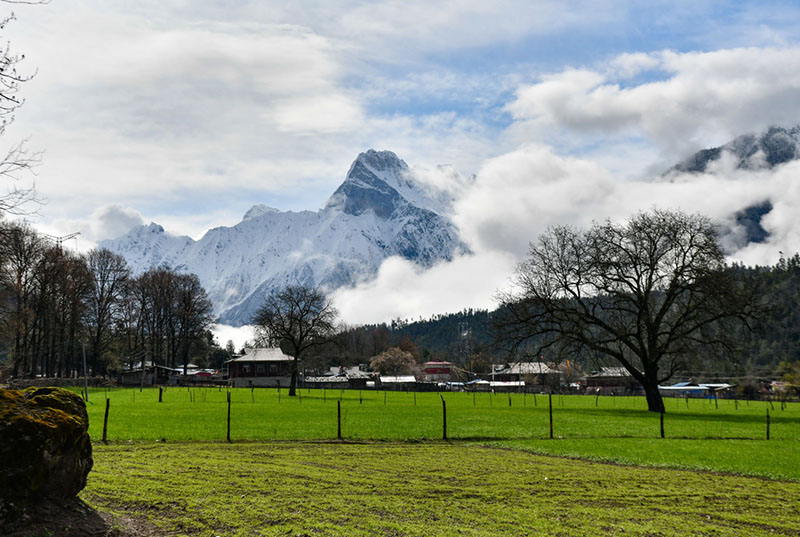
114, 346, 759, 399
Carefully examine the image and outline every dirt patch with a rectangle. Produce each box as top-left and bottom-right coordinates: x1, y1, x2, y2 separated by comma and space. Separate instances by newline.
1, 497, 159, 537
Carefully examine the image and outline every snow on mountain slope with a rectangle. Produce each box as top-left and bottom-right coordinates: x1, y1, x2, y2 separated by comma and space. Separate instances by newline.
668, 125, 800, 174
101, 150, 468, 326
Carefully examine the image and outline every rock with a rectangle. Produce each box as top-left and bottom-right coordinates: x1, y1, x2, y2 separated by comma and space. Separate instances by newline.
0, 387, 93, 502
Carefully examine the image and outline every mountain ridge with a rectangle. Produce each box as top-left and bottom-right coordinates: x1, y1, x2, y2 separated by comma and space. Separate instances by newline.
101, 150, 468, 327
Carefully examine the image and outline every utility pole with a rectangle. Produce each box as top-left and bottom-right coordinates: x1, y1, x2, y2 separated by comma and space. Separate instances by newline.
43, 232, 81, 251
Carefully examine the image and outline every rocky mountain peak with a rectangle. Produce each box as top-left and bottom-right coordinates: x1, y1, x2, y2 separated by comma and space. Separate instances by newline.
326, 150, 414, 218
352, 149, 408, 174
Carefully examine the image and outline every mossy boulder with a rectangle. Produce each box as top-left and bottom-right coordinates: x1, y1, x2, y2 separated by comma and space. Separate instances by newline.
0, 387, 93, 501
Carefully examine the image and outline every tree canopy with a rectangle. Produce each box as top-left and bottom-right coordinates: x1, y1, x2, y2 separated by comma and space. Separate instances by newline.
369, 347, 417, 376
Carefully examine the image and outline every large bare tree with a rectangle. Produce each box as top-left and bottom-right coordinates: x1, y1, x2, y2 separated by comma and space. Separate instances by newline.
495, 210, 760, 412
252, 285, 338, 396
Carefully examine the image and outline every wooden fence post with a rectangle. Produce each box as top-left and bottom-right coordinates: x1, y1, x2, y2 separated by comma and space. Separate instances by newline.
766, 408, 770, 440
440, 395, 447, 440
337, 400, 342, 440
548, 393, 553, 439
508, 395, 512, 407
226, 391, 231, 443
158, 387, 163, 403
660, 410, 665, 439
102, 397, 110, 444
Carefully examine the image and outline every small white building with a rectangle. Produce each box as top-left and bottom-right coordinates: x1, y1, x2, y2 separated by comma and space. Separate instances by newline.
226, 347, 294, 388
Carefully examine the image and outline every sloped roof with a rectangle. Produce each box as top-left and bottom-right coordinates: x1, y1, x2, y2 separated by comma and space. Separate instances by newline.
591, 367, 632, 377
226, 348, 293, 363
380, 375, 417, 383
305, 376, 350, 383
500, 362, 557, 375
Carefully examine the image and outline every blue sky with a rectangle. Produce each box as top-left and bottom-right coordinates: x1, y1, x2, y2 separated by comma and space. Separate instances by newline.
7, 0, 800, 329
4, 0, 800, 241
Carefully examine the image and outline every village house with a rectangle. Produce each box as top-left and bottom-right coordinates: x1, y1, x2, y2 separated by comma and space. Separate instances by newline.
119, 361, 178, 386
226, 347, 294, 388
658, 381, 735, 398
304, 366, 376, 389
581, 367, 640, 395
422, 361, 453, 382
494, 362, 562, 389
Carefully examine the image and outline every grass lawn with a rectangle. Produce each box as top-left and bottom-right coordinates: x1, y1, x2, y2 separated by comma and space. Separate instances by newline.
83, 441, 800, 537
77, 387, 800, 480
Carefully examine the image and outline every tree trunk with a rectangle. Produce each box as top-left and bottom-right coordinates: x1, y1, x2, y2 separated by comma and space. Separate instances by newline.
643, 381, 665, 413
288, 356, 298, 396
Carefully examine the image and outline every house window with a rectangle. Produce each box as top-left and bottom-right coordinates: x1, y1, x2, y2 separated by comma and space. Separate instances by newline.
256, 364, 265, 375
242, 364, 250, 374
269, 363, 278, 375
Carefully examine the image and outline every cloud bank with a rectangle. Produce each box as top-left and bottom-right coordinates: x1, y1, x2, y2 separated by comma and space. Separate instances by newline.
507, 47, 800, 161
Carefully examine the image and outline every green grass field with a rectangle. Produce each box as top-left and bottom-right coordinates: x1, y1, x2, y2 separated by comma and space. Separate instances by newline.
75, 386, 800, 480
82, 442, 800, 537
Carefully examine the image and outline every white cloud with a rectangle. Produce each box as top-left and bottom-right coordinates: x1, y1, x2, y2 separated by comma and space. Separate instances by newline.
334, 0, 614, 56
454, 145, 617, 258
211, 324, 255, 352
507, 47, 800, 160
332, 252, 516, 325
89, 204, 145, 241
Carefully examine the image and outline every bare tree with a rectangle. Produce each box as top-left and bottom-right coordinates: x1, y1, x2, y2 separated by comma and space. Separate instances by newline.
252, 285, 338, 396
495, 210, 760, 412
85, 248, 129, 374
174, 273, 213, 375
0, 221, 43, 376
0, 8, 45, 218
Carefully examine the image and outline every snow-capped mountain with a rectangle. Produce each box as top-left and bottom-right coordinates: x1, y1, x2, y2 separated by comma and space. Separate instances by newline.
101, 150, 469, 326
670, 125, 800, 174
666, 125, 800, 248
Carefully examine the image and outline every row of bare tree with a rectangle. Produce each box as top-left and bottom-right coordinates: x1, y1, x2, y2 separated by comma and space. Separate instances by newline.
0, 222, 214, 379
